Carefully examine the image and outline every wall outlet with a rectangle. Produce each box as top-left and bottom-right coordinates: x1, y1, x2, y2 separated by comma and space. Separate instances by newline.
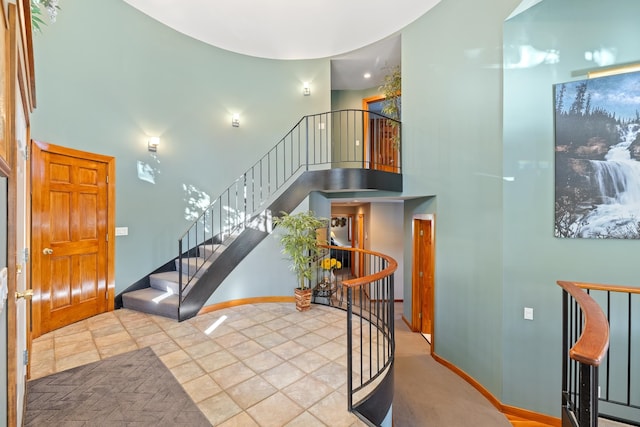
524, 307, 534, 320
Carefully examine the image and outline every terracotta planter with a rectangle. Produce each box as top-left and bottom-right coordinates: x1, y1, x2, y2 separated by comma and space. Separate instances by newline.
294, 287, 312, 312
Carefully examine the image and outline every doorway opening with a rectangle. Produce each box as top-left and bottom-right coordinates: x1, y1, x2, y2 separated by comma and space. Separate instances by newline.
411, 215, 435, 352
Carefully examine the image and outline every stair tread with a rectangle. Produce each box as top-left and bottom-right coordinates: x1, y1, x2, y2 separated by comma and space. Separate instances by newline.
149, 271, 197, 296
121, 287, 179, 319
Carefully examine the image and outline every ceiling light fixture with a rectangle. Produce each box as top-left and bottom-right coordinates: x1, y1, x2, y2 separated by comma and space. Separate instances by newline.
363, 73, 371, 79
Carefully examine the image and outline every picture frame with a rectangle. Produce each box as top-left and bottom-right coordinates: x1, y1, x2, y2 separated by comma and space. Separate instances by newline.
554, 69, 640, 239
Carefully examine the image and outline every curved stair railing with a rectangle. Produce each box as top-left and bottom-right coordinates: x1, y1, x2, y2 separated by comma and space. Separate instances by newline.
176, 109, 401, 318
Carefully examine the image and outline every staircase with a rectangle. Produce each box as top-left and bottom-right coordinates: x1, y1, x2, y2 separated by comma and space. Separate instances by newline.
117, 110, 403, 320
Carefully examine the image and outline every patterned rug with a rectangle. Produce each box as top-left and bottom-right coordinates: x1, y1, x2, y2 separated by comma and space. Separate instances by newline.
25, 347, 210, 426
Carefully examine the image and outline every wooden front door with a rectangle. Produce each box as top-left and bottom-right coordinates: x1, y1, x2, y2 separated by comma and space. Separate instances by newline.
31, 141, 115, 337
412, 217, 434, 342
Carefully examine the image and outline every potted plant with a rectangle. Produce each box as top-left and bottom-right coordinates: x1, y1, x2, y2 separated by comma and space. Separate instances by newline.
273, 210, 328, 311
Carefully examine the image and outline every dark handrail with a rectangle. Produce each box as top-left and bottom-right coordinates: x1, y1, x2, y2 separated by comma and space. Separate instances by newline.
176, 109, 402, 315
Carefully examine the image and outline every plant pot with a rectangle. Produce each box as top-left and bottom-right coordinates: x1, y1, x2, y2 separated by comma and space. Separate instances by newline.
294, 287, 312, 312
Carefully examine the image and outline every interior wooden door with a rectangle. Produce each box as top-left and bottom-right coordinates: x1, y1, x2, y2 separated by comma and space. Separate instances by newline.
370, 117, 399, 173
412, 218, 434, 341
31, 141, 115, 337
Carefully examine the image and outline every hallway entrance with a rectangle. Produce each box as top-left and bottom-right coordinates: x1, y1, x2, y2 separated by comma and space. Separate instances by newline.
411, 215, 434, 349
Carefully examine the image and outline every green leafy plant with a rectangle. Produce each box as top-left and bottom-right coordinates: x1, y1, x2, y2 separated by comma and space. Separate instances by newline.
31, 0, 60, 33
273, 211, 328, 290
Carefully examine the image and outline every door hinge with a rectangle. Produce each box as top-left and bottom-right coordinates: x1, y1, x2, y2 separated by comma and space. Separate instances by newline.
23, 248, 29, 263
106, 233, 109, 242
418, 312, 422, 319
419, 271, 423, 278
106, 175, 109, 184
105, 291, 109, 300
23, 145, 29, 161
23, 349, 28, 365
420, 229, 424, 236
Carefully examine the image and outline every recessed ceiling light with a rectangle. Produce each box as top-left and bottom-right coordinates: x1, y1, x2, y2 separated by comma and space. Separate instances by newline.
363, 73, 371, 79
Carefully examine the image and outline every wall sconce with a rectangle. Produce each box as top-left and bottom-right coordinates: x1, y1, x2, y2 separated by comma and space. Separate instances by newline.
303, 82, 311, 96
232, 113, 240, 127
148, 136, 160, 152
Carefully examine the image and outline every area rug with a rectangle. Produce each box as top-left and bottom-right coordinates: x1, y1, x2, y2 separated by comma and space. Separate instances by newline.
25, 347, 210, 426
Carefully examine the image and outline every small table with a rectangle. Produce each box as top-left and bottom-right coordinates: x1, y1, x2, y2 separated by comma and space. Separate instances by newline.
312, 281, 337, 306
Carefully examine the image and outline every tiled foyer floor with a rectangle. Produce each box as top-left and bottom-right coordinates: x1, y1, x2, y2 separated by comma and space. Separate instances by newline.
30, 303, 368, 426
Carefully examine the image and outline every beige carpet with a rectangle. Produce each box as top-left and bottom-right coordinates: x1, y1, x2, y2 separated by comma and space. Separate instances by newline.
393, 315, 511, 427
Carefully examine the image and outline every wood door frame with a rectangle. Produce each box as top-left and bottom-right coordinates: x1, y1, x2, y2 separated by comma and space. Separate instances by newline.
362, 95, 384, 170
30, 141, 116, 338
411, 214, 435, 349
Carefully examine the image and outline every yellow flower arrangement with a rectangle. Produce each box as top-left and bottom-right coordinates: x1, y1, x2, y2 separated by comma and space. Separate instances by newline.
321, 258, 342, 271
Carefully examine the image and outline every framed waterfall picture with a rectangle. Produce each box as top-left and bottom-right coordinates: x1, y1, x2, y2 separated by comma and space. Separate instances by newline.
554, 69, 640, 239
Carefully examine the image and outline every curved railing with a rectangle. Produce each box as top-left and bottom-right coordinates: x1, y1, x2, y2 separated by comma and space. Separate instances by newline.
316, 244, 397, 426
558, 280, 610, 427
176, 109, 401, 314
560, 281, 640, 426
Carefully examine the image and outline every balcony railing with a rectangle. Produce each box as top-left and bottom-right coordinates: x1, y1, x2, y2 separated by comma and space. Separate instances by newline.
176, 109, 401, 317
559, 280, 640, 426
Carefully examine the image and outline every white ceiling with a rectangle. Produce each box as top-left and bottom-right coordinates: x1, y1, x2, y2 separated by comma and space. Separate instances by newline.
123, 0, 441, 89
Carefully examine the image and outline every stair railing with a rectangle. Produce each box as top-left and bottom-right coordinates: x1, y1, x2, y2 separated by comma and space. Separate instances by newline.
313, 245, 397, 425
558, 280, 610, 427
562, 281, 640, 426
177, 110, 402, 308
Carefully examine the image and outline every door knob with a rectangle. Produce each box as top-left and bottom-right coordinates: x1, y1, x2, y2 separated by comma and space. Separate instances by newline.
16, 289, 34, 300
43, 248, 53, 255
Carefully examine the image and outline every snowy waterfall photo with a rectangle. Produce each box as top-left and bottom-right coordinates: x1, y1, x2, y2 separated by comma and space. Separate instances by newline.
555, 70, 640, 239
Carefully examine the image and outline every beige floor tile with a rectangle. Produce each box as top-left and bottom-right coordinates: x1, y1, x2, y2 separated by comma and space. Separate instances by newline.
227, 340, 266, 360
182, 374, 222, 403
217, 411, 260, 427
159, 348, 192, 368
314, 340, 347, 361
240, 324, 272, 339
271, 340, 308, 360
226, 376, 277, 409
213, 331, 250, 348
261, 362, 306, 389
314, 325, 346, 341
282, 375, 333, 409
228, 316, 257, 330
308, 391, 360, 427
97, 339, 138, 359
242, 350, 285, 374
149, 339, 180, 356
54, 330, 92, 348
54, 339, 98, 360
173, 331, 208, 349
210, 361, 255, 389
246, 392, 303, 427
284, 411, 327, 427
165, 323, 201, 339
198, 392, 243, 426
311, 361, 347, 390
196, 349, 238, 373
90, 323, 127, 339
288, 350, 330, 372
53, 320, 88, 337
253, 331, 289, 349
135, 331, 173, 348
278, 325, 308, 340
124, 322, 163, 338
32, 336, 53, 352
94, 330, 132, 348
55, 349, 101, 372
294, 332, 328, 349
183, 340, 220, 359
262, 317, 293, 331
170, 360, 206, 384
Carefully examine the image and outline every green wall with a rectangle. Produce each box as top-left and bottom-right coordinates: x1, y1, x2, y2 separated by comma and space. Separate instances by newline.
502, 0, 640, 415
27, 0, 639, 419
402, 0, 518, 406
30, 0, 331, 292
